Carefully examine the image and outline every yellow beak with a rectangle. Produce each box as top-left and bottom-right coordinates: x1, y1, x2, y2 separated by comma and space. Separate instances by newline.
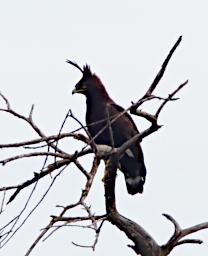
72, 88, 77, 94
72, 88, 85, 94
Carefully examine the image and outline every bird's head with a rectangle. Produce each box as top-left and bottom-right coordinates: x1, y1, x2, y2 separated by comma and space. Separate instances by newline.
71, 64, 92, 96
67, 60, 109, 99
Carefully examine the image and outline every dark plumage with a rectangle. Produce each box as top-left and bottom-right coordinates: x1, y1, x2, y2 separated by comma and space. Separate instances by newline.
70, 62, 146, 195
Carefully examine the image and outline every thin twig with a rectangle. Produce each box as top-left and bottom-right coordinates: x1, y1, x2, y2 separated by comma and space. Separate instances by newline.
0, 151, 70, 165
155, 80, 188, 118
146, 36, 182, 96
0, 133, 89, 149
54, 109, 71, 163
24, 157, 101, 255
69, 109, 97, 151
161, 214, 208, 255
0, 191, 6, 214
106, 105, 115, 148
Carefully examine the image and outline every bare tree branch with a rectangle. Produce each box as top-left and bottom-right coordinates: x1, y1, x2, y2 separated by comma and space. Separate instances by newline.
102, 140, 208, 256
0, 152, 70, 165
24, 157, 102, 256
1, 36, 207, 256
130, 35, 182, 111
95, 36, 207, 256
161, 214, 208, 255
0, 133, 89, 149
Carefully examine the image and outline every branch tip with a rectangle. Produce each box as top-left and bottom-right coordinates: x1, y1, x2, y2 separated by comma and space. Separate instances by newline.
162, 213, 181, 231
29, 104, 35, 119
176, 238, 203, 246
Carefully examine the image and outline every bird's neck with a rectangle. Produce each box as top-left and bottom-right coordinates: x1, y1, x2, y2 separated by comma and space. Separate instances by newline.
85, 92, 112, 126
86, 92, 108, 112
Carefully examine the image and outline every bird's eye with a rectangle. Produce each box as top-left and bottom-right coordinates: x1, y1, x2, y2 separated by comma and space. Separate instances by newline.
81, 83, 87, 90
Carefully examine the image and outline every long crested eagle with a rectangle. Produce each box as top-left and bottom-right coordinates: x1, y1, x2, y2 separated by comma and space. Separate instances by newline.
68, 60, 146, 195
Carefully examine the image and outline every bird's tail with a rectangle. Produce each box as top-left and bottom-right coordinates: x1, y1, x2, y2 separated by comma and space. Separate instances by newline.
123, 161, 146, 195
125, 173, 145, 195
119, 146, 147, 195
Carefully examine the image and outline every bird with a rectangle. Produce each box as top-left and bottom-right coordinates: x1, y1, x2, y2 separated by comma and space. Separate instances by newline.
68, 60, 146, 195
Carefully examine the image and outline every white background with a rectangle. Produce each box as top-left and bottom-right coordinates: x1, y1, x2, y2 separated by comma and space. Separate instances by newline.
0, 1, 207, 256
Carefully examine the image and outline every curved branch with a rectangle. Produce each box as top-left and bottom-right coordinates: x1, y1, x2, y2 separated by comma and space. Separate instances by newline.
0, 93, 71, 154
131, 35, 182, 111
161, 214, 208, 255
24, 157, 101, 256
104, 151, 161, 256
5, 159, 72, 204
146, 35, 182, 96
103, 148, 208, 256
0, 152, 70, 165
1, 36, 207, 256
0, 133, 89, 149
0, 148, 93, 204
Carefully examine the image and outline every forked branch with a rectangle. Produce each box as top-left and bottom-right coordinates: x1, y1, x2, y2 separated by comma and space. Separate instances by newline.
103, 148, 208, 256
0, 36, 206, 256
24, 157, 104, 256
101, 36, 207, 256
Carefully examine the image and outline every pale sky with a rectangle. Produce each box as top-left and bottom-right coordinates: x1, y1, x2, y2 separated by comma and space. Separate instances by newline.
0, 1, 208, 256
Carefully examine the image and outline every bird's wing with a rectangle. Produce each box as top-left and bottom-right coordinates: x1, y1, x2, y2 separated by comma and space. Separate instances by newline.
109, 103, 146, 195
110, 103, 139, 133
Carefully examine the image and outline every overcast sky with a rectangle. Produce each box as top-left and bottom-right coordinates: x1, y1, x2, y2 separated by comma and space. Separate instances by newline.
0, 1, 208, 256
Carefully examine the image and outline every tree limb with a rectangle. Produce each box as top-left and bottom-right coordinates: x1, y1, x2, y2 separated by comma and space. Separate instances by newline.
99, 36, 207, 256
0, 133, 89, 149
1, 36, 207, 256
103, 145, 208, 256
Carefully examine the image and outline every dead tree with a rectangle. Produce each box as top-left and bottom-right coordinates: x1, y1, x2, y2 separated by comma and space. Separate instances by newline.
0, 36, 207, 256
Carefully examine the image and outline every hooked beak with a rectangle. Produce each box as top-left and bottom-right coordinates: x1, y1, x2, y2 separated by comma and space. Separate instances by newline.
72, 88, 86, 95
72, 88, 77, 95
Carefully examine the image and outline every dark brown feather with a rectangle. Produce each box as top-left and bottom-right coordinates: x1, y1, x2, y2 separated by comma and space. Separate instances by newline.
72, 65, 146, 194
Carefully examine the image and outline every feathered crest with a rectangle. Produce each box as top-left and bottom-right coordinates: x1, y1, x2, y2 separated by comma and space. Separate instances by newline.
66, 59, 83, 73
66, 60, 92, 78
83, 65, 92, 78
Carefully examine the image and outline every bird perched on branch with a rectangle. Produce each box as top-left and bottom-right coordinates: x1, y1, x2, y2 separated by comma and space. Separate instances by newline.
68, 60, 146, 195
